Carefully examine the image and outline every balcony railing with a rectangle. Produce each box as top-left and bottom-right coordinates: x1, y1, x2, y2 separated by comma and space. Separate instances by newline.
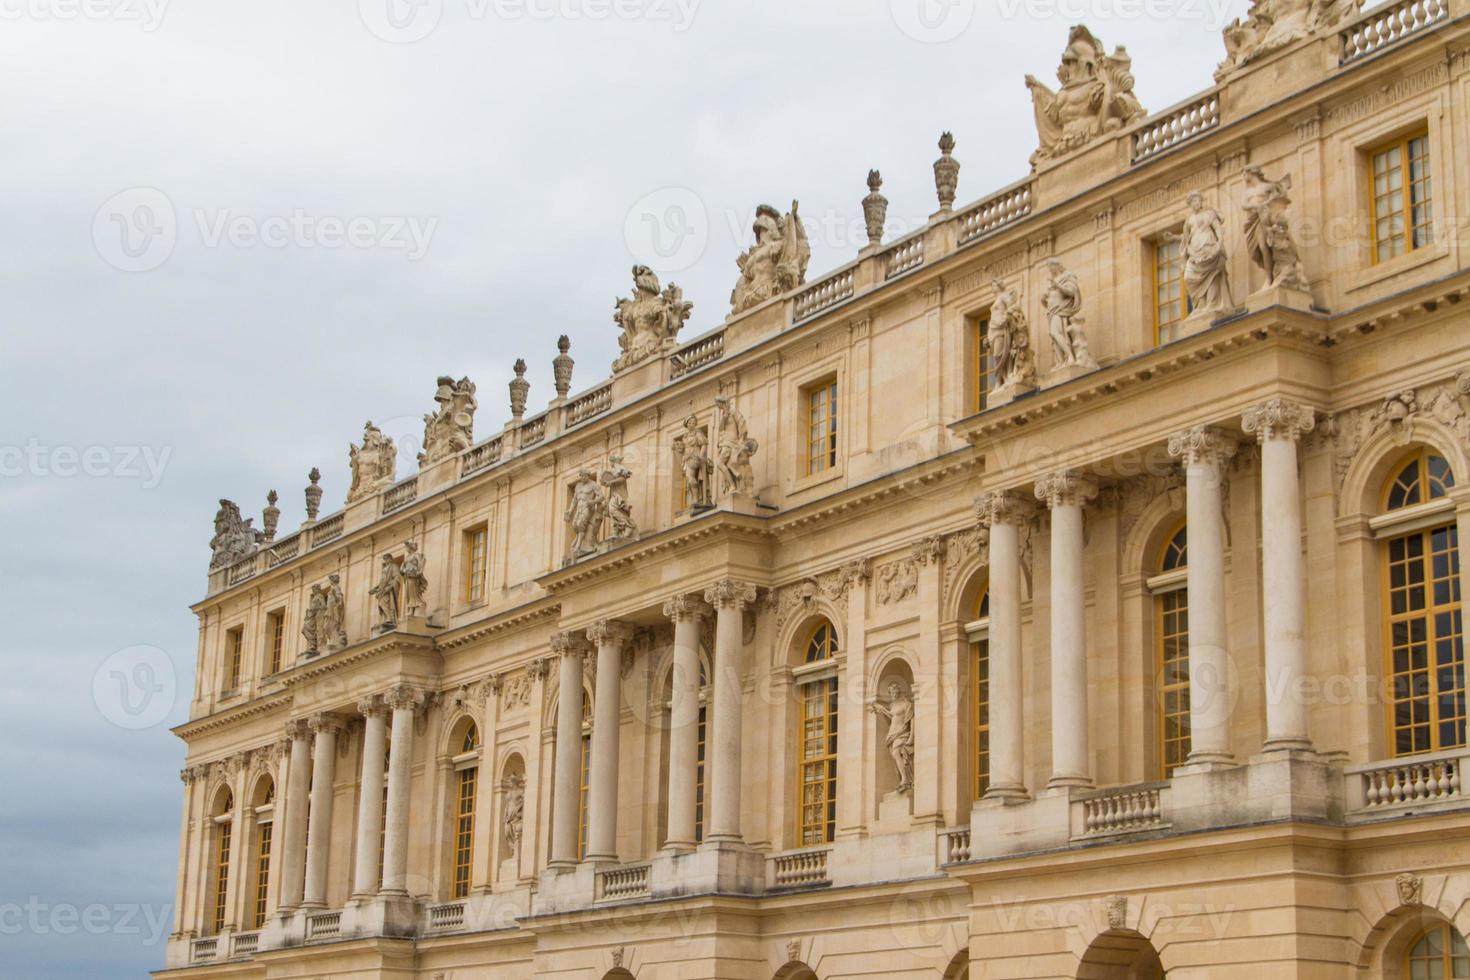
794, 268, 856, 322
461, 435, 504, 477
957, 179, 1034, 247
1131, 90, 1221, 164
1341, 0, 1449, 64
597, 862, 651, 902
939, 826, 972, 864
769, 847, 831, 888
230, 932, 259, 957
1347, 750, 1467, 818
883, 234, 925, 280
190, 937, 218, 963
564, 383, 613, 428
670, 329, 726, 379
265, 532, 300, 568
520, 415, 547, 448
309, 512, 344, 548
305, 910, 341, 941
1074, 783, 1169, 839
381, 476, 418, 515
224, 555, 257, 587
426, 901, 466, 932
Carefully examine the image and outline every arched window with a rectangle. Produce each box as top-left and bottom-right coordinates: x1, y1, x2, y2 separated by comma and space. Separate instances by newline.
969, 589, 991, 800
250, 777, 275, 929
797, 621, 840, 845
1382, 451, 1465, 756
210, 789, 234, 935
1405, 924, 1469, 978
451, 722, 481, 898
1153, 523, 1190, 778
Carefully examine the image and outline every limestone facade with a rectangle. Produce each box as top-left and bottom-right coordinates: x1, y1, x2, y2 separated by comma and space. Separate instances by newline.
163, 5, 1470, 978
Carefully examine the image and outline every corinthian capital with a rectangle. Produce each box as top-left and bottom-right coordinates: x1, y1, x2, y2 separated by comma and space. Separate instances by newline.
356, 694, 388, 719
549, 631, 589, 660
911, 536, 946, 566
1242, 398, 1317, 443
662, 594, 710, 624
284, 718, 313, 742
383, 684, 426, 712
974, 489, 1034, 527
586, 620, 635, 648
308, 712, 346, 735
1034, 470, 1098, 510
704, 579, 758, 611
1167, 425, 1240, 467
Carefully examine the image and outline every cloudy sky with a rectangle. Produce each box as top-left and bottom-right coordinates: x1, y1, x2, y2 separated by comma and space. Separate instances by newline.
0, 0, 1259, 975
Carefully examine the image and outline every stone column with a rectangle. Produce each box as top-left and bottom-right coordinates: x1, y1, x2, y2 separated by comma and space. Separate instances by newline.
976, 490, 1033, 800
1243, 398, 1317, 753
704, 579, 757, 845
1035, 471, 1097, 789
1168, 425, 1239, 766
662, 595, 709, 852
276, 720, 312, 912
548, 632, 587, 869
351, 696, 389, 899
301, 714, 343, 909
584, 620, 634, 864
911, 537, 946, 821
380, 685, 424, 896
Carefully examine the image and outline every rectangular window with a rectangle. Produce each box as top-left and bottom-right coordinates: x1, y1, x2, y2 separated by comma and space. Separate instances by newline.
972, 637, 990, 799
1371, 131, 1433, 263
1153, 238, 1188, 345
265, 610, 285, 675
252, 821, 272, 929
1157, 588, 1191, 778
212, 821, 232, 934
463, 524, 489, 604
224, 626, 243, 692
805, 379, 839, 476
452, 765, 477, 898
973, 315, 991, 414
695, 704, 707, 843
797, 677, 838, 845
578, 732, 591, 860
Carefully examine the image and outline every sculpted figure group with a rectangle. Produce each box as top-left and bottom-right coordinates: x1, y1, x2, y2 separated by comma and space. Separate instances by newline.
347, 421, 397, 504
1218, 0, 1363, 78
1026, 26, 1146, 165
613, 266, 692, 372
565, 456, 642, 560
731, 201, 810, 315
420, 376, 478, 465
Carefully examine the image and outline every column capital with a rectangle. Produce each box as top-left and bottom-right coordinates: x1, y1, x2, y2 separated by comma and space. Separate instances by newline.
549, 630, 591, 660
284, 718, 313, 742
356, 694, 388, 719
974, 489, 1035, 527
586, 619, 636, 648
1167, 425, 1240, 466
307, 712, 346, 736
910, 535, 946, 566
383, 684, 427, 712
662, 594, 712, 623
526, 656, 553, 682
1034, 470, 1098, 510
1242, 398, 1317, 443
704, 579, 758, 611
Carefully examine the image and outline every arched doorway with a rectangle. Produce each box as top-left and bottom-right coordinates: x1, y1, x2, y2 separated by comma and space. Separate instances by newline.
1077, 930, 1164, 980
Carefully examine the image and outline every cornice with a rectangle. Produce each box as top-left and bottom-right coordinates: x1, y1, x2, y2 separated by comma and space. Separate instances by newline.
279, 631, 438, 688
437, 601, 562, 652
172, 693, 293, 741
536, 513, 773, 595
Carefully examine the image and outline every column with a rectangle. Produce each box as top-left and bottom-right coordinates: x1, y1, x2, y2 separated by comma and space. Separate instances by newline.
276, 719, 312, 912
912, 538, 946, 820
221, 758, 249, 929
1035, 471, 1097, 789
662, 595, 709, 852
380, 685, 424, 895
351, 696, 388, 899
976, 490, 1033, 800
301, 714, 343, 909
548, 632, 587, 869
704, 579, 757, 844
1168, 425, 1239, 766
1243, 398, 1317, 752
585, 620, 634, 863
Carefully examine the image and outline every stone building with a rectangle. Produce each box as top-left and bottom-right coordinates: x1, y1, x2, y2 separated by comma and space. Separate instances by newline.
161, 3, 1470, 977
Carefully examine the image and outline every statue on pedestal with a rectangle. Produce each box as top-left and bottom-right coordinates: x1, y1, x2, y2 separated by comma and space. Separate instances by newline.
1026, 26, 1146, 165
420, 376, 478, 465
209, 499, 262, 570
400, 541, 429, 620
600, 455, 638, 544
869, 679, 916, 796
714, 395, 758, 498
731, 201, 810, 315
1165, 193, 1235, 319
565, 470, 604, 559
673, 416, 713, 510
1041, 258, 1098, 372
1242, 167, 1310, 292
370, 553, 403, 632
988, 279, 1037, 395
613, 266, 692, 372
347, 422, 397, 504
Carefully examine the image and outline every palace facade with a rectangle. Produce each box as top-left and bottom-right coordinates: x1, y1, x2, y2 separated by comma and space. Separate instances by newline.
161, 3, 1470, 977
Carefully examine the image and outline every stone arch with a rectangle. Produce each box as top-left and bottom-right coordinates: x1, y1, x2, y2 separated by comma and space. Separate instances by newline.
945, 534, 991, 623
781, 610, 843, 670
442, 711, 481, 756
249, 771, 274, 808
210, 781, 234, 816
942, 948, 970, 980
772, 964, 818, 980
1338, 415, 1470, 520
1354, 877, 1470, 975
601, 971, 635, 980
1076, 929, 1165, 979
1121, 484, 1189, 577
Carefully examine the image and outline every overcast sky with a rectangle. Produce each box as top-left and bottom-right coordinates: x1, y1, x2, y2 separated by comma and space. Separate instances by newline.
0, 1, 1259, 975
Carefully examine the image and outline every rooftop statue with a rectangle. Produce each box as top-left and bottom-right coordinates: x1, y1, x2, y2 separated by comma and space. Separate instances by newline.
347, 421, 398, 504
730, 201, 810, 315
1026, 26, 1146, 166
1218, 0, 1364, 79
613, 265, 693, 372
420, 375, 478, 465
208, 499, 262, 570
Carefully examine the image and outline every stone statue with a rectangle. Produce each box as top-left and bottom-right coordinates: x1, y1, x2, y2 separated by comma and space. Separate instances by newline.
420, 376, 477, 465
731, 201, 810, 315
988, 279, 1037, 393
322, 573, 348, 651
1217, 0, 1364, 79
400, 541, 429, 619
672, 416, 712, 510
1041, 258, 1098, 372
565, 469, 604, 559
869, 679, 915, 796
301, 583, 326, 656
208, 499, 262, 569
714, 395, 758, 497
347, 422, 397, 504
599, 455, 637, 544
613, 265, 693, 372
502, 774, 525, 857
1242, 167, 1309, 292
370, 553, 403, 631
1164, 193, 1235, 319
1026, 26, 1146, 166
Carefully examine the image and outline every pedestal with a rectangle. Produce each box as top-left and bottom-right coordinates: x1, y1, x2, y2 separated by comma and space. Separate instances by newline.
532, 863, 597, 915
1044, 361, 1097, 388
346, 893, 421, 940
1245, 283, 1315, 315
873, 791, 913, 834
649, 840, 765, 899
717, 491, 763, 516
989, 379, 1037, 408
